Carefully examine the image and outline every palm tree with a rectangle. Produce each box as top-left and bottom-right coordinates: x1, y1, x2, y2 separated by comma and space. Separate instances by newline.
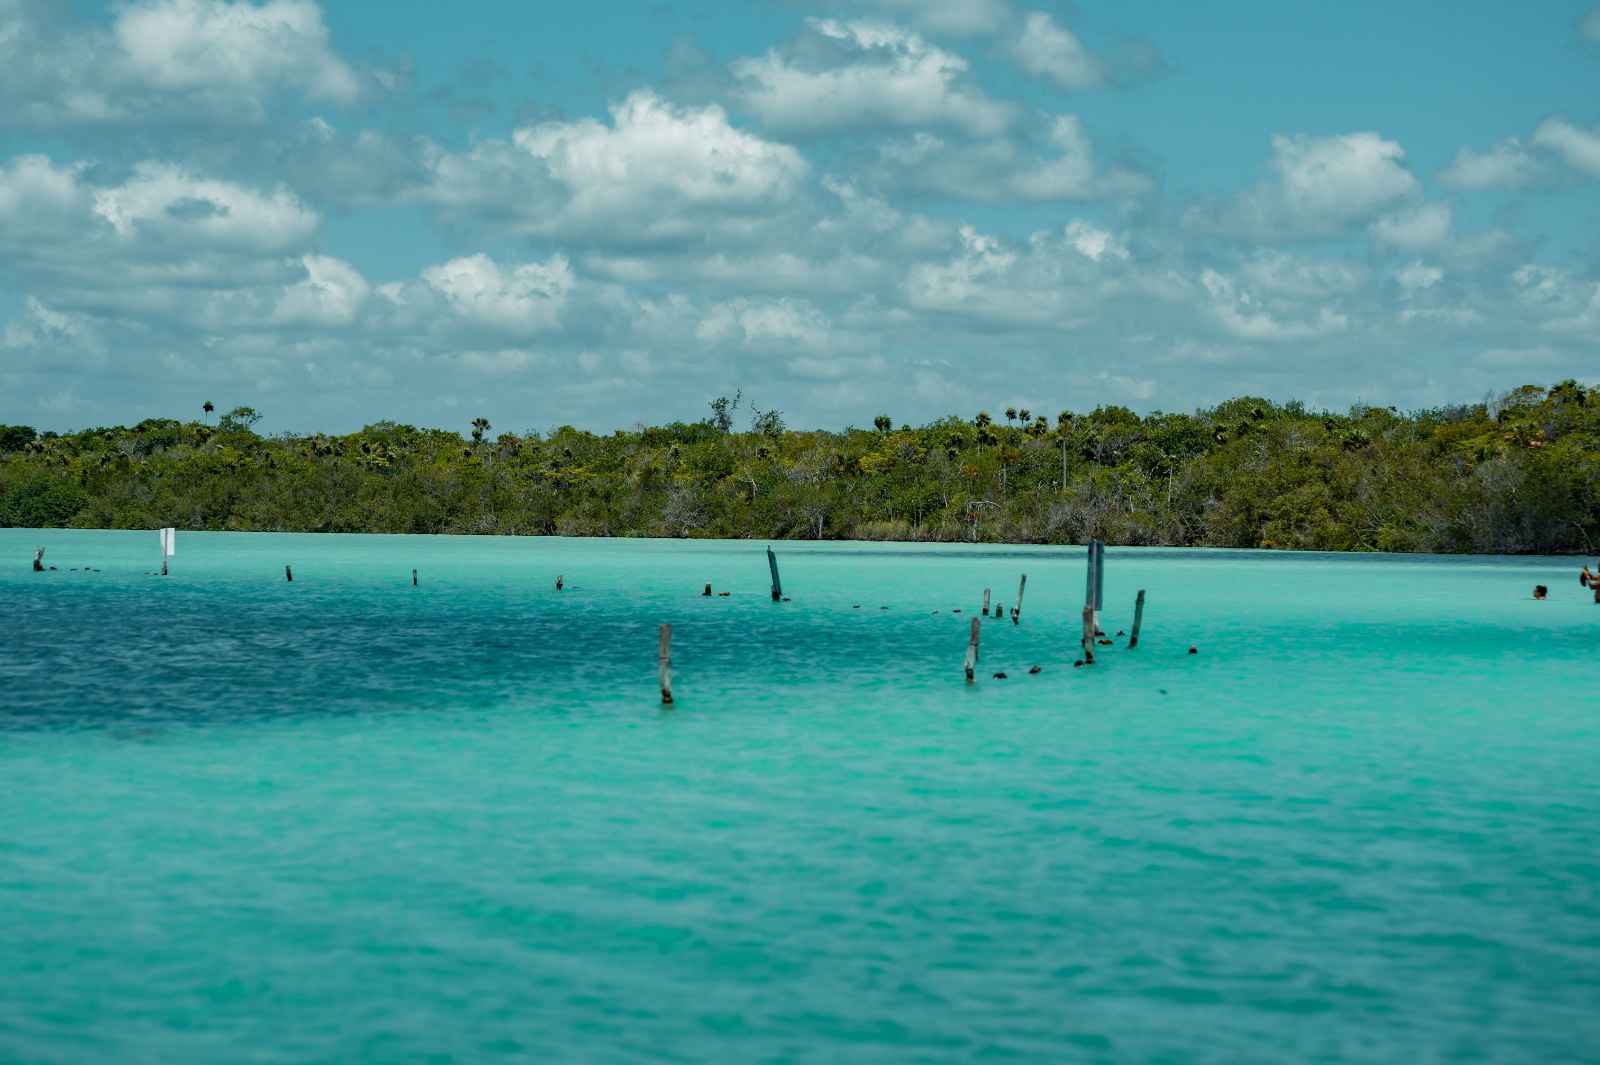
470, 417, 491, 445
873, 415, 892, 433
1004, 406, 1017, 425
1018, 408, 1031, 424
202, 401, 214, 423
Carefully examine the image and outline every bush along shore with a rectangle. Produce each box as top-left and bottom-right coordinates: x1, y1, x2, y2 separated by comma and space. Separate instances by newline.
3, 382, 1598, 553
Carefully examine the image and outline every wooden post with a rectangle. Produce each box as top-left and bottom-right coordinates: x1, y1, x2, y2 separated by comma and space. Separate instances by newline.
702, 583, 712, 597
285, 564, 293, 582
964, 616, 981, 683
1093, 540, 1105, 629
1081, 606, 1096, 664
767, 547, 782, 602
1011, 574, 1027, 625
32, 547, 44, 572
412, 568, 418, 586
555, 575, 564, 591
659, 623, 673, 705
982, 588, 991, 616
1129, 589, 1146, 648
1084, 541, 1097, 617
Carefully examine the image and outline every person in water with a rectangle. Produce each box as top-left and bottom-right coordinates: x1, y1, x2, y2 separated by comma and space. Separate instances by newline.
1533, 585, 1548, 600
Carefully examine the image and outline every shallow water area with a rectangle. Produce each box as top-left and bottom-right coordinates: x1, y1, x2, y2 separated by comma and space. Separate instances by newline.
3, 530, 1598, 1063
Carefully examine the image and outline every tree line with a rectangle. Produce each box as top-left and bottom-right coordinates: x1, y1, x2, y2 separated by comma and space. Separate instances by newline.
3, 383, 1598, 554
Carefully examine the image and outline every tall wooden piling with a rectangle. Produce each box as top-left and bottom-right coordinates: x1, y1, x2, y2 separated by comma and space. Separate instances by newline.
32, 547, 44, 572
767, 547, 783, 602
964, 616, 981, 683
1081, 606, 1097, 664
982, 588, 991, 616
1093, 540, 1105, 626
1129, 589, 1146, 648
659, 623, 674, 705
412, 568, 418, 586
285, 564, 293, 582
1011, 574, 1027, 625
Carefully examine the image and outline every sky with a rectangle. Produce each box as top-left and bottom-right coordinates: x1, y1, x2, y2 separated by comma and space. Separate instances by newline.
2, 0, 1599, 435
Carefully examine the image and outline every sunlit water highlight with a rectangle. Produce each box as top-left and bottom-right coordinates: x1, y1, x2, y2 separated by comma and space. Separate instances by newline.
3, 529, 1598, 1063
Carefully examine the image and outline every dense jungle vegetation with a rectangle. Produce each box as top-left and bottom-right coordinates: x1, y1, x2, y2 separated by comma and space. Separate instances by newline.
3, 382, 1598, 553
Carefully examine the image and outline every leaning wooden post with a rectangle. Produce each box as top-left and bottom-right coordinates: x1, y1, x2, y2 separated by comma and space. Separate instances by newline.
285, 564, 293, 582
1011, 574, 1027, 625
981, 588, 991, 616
1129, 589, 1146, 648
767, 546, 783, 602
1081, 605, 1097, 664
659, 623, 673, 705
964, 616, 981, 683
32, 547, 45, 572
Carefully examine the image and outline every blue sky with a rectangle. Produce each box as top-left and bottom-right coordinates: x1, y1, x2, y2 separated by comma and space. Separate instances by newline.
2, 0, 1598, 435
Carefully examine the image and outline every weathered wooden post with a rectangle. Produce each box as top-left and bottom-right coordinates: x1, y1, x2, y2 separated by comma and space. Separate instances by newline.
1081, 606, 1096, 664
32, 547, 45, 572
1011, 574, 1027, 625
1093, 540, 1105, 631
982, 588, 991, 616
285, 564, 293, 582
702, 583, 712, 597
555, 575, 564, 591
767, 546, 783, 602
1129, 590, 1146, 648
964, 616, 981, 683
659, 623, 674, 705
412, 568, 418, 586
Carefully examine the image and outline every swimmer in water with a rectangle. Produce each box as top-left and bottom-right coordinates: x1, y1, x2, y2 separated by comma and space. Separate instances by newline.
1533, 585, 1548, 600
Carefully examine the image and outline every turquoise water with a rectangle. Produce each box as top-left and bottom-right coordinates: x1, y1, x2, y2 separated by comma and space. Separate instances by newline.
3, 529, 1598, 1064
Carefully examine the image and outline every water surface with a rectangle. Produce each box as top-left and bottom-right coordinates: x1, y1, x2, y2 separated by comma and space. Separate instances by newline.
3, 530, 1598, 1063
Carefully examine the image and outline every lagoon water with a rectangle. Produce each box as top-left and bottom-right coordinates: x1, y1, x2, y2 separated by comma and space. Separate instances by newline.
2, 529, 1598, 1063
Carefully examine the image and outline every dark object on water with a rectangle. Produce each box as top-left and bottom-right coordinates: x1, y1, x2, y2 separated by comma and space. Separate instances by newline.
993, 672, 1007, 680
1533, 585, 1548, 600
1116, 630, 1126, 637
1159, 688, 1169, 695
1028, 665, 1041, 675
659, 623, 673, 706
719, 592, 731, 597
556, 575, 564, 591
953, 608, 963, 614
285, 564, 293, 582
781, 597, 791, 602
1188, 646, 1198, 655
1073, 659, 1085, 668
853, 604, 860, 609
767, 546, 783, 602
412, 568, 418, 586
702, 583, 712, 597
1098, 639, 1113, 646
33, 547, 44, 572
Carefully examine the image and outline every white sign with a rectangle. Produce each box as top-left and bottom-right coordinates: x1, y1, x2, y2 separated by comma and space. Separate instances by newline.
159, 527, 176, 557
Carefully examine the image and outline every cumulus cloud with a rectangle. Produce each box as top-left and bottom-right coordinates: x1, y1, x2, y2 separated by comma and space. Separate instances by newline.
733, 19, 1013, 136
1531, 116, 1600, 176
113, 0, 360, 103
1186, 132, 1419, 240
0, 0, 371, 127
274, 255, 369, 326
842, 0, 1014, 35
696, 297, 835, 352
1371, 202, 1452, 251
515, 92, 807, 216
1438, 139, 1542, 189
91, 162, 319, 250
872, 115, 1149, 202
1011, 12, 1104, 90
421, 254, 574, 333
1199, 269, 1349, 341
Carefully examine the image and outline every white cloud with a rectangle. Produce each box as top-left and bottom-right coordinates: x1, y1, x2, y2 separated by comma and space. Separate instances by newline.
1011, 12, 1104, 90
0, 154, 86, 218
1438, 139, 1541, 189
873, 116, 1149, 202
1187, 132, 1419, 239
1371, 202, 1451, 251
113, 0, 361, 103
696, 298, 834, 352
1238, 251, 1365, 298
733, 19, 1013, 136
1199, 269, 1349, 341
274, 254, 369, 326
421, 253, 574, 333
1063, 220, 1128, 262
1531, 117, 1600, 176
1395, 262, 1443, 291
847, 0, 1014, 35
903, 223, 1124, 325
508, 91, 806, 234
91, 162, 319, 250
